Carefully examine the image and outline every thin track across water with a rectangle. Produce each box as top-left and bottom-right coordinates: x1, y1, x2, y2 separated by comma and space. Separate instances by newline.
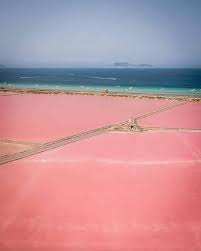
0, 100, 196, 165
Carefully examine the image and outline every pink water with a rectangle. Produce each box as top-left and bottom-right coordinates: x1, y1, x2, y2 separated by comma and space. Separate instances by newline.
0, 132, 201, 250
0, 94, 201, 250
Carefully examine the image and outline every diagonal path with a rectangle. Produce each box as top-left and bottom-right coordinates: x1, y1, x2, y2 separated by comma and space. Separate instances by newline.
0, 125, 113, 165
136, 100, 190, 120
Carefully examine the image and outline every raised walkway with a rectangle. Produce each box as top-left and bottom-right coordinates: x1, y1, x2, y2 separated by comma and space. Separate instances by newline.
1, 100, 200, 165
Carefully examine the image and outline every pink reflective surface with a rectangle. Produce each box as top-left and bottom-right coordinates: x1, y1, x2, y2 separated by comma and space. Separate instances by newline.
0, 94, 201, 250
0, 132, 201, 250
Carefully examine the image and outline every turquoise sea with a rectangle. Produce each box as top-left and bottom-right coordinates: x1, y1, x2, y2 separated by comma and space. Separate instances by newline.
0, 68, 201, 96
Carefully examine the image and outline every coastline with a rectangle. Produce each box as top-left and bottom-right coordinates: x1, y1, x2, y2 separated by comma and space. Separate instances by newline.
1, 86, 201, 101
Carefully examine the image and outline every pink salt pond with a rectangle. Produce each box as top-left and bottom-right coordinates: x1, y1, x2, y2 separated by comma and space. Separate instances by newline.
0, 93, 201, 250
0, 132, 201, 250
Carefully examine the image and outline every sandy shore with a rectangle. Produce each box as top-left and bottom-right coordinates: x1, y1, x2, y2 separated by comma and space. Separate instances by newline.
1, 86, 201, 101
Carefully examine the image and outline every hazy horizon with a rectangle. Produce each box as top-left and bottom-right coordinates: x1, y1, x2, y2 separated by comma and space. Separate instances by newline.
1, 66, 201, 69
0, 0, 201, 68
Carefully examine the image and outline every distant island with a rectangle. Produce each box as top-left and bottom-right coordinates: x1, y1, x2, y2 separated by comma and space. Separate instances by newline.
113, 62, 153, 68
0, 64, 6, 68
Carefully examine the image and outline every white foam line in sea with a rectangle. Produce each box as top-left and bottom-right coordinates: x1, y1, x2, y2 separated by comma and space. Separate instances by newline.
82, 75, 117, 81
20, 76, 36, 79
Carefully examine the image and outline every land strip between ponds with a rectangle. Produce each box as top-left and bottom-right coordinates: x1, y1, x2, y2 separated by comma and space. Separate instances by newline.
143, 127, 201, 132
1, 88, 201, 101
0, 139, 41, 146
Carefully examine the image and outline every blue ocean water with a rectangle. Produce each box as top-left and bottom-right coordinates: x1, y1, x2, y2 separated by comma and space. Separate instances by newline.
0, 68, 201, 95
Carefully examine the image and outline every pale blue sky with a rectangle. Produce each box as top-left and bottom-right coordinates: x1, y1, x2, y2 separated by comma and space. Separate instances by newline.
0, 0, 201, 67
